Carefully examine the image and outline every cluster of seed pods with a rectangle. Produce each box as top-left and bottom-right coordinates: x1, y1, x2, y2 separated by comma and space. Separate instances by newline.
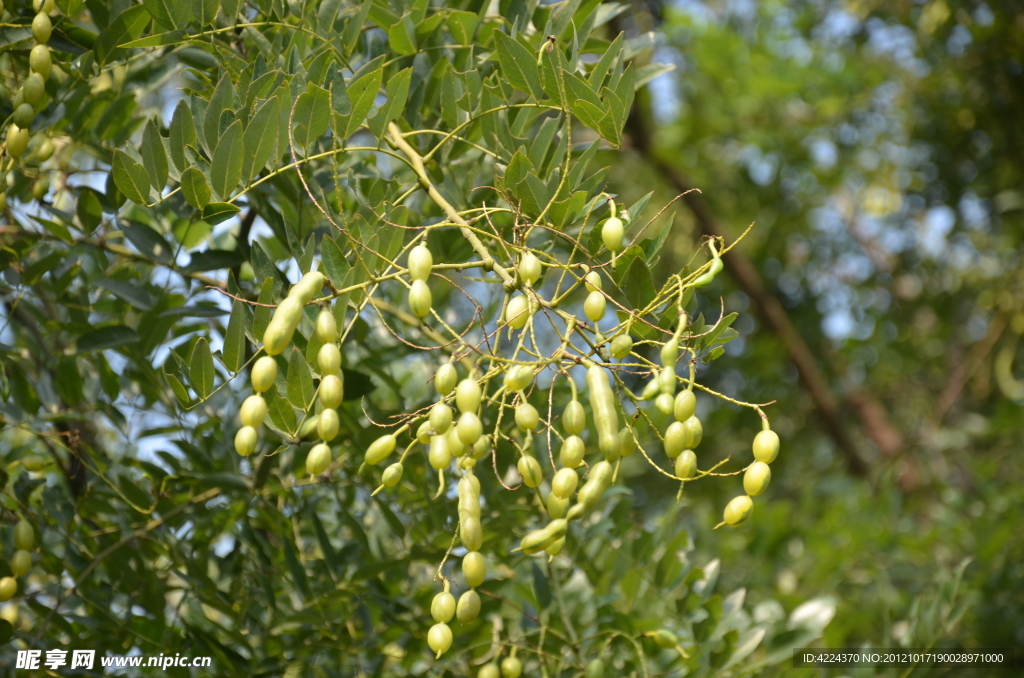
0, 517, 37, 604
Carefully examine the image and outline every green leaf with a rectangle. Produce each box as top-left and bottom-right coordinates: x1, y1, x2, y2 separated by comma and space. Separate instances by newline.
204, 74, 236, 157
95, 279, 154, 310
292, 83, 331, 147
320, 235, 350, 285
343, 0, 372, 55
387, 13, 417, 56
494, 32, 543, 99
447, 10, 478, 46
282, 535, 311, 600
367, 67, 412, 138
189, 337, 215, 399
242, 95, 280, 181
202, 202, 241, 225
140, 120, 169, 193
111, 150, 150, 205
169, 99, 197, 173
265, 387, 296, 431
123, 223, 173, 263
531, 562, 551, 609
287, 348, 314, 410
252, 278, 275, 343
643, 212, 675, 261
180, 167, 211, 209
211, 120, 243, 200
142, 0, 190, 30
119, 29, 187, 48
76, 188, 104, 233
77, 325, 139, 353
339, 68, 383, 139
192, 0, 219, 26
222, 300, 247, 373
183, 249, 244, 272
221, 0, 242, 21
94, 4, 150, 65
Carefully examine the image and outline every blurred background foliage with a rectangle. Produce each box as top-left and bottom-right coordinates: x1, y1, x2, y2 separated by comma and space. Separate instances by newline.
0, 0, 1022, 676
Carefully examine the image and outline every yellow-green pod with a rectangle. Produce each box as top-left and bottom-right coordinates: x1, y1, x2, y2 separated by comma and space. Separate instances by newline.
427, 622, 453, 657
463, 551, 486, 587
479, 665, 500, 678
584, 270, 602, 292
365, 434, 397, 465
416, 421, 432, 444
428, 435, 451, 469
514, 402, 539, 431
723, 495, 754, 525
262, 296, 304, 356
682, 416, 703, 449
547, 492, 569, 519
518, 455, 542, 488
658, 366, 676, 395
586, 365, 619, 457
609, 334, 633, 359
545, 536, 565, 556
29, 44, 51, 81
431, 591, 456, 623
239, 395, 267, 427
562, 400, 585, 435
675, 450, 697, 479
506, 295, 530, 329
602, 216, 624, 252
559, 435, 585, 469
584, 291, 606, 322
455, 377, 481, 412
306, 443, 332, 475
501, 656, 523, 678
298, 413, 319, 439
519, 252, 542, 287
317, 408, 339, 441
251, 356, 278, 392
461, 514, 483, 551
551, 468, 578, 498
0, 577, 17, 602
743, 461, 771, 496
435, 363, 458, 396
504, 365, 533, 392
408, 279, 432, 318
456, 411, 483, 445
382, 462, 403, 487
674, 390, 696, 422
447, 426, 467, 457
456, 589, 481, 623
408, 244, 433, 281
289, 271, 325, 304
315, 309, 337, 343
234, 426, 258, 457
655, 392, 674, 415
10, 550, 31, 577
471, 435, 490, 460
618, 427, 637, 457
642, 379, 660, 401
649, 629, 679, 649
664, 421, 688, 459
22, 455, 47, 472
752, 429, 780, 463
319, 374, 344, 408
429, 402, 453, 434
7, 125, 29, 158
317, 343, 342, 375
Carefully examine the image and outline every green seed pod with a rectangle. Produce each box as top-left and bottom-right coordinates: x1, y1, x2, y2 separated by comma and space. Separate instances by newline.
463, 551, 486, 587
743, 461, 771, 496
429, 402, 453, 434
546, 492, 569, 519
658, 366, 676, 395
11, 550, 31, 577
13, 103, 34, 129
22, 454, 47, 472
288, 271, 325, 304
382, 462, 403, 487
317, 343, 342, 375
408, 279, 432, 318
0, 577, 17, 602
435, 363, 458, 396
431, 591, 456, 623
609, 334, 633, 359
34, 0, 55, 13
454, 377, 481, 412
602, 216, 625, 252
584, 270, 602, 292
520, 518, 567, 554
251, 356, 278, 392
306, 443, 332, 475
428, 435, 451, 469
618, 427, 637, 457
317, 408, 339, 441
587, 365, 619, 458
30, 44, 50, 80
586, 658, 606, 678
504, 365, 533, 392
23, 74, 44, 106
319, 374, 344, 408
642, 379, 660, 401
7, 125, 29, 158
479, 663, 500, 678
240, 395, 267, 428
417, 421, 432, 444
752, 429, 780, 463
32, 12, 51, 43
14, 519, 34, 551
517, 455, 542, 488
551, 468, 578, 498
660, 342, 678, 369
723, 495, 753, 525
500, 656, 523, 678
456, 412, 483, 445
471, 435, 490, 460
35, 137, 54, 162
567, 462, 612, 520
506, 294, 529, 329
649, 629, 679, 649
682, 416, 703, 448
32, 177, 49, 200
664, 421, 688, 458
366, 434, 397, 465
456, 589, 481, 623
559, 435, 585, 469
447, 426, 466, 457
655, 392, 674, 415
298, 414, 320, 439
461, 514, 483, 550
675, 450, 697, 479
407, 244, 432, 281
519, 252, 542, 287
427, 622, 452, 657
562, 400, 585, 435
674, 390, 696, 422
545, 536, 565, 556
262, 296, 304, 356
315, 309, 337, 343
234, 426, 258, 457
584, 291, 606, 322
514, 402, 539, 431
0, 193, 6, 212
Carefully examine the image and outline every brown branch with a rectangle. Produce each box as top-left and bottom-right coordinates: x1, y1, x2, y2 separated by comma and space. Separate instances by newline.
625, 100, 869, 476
